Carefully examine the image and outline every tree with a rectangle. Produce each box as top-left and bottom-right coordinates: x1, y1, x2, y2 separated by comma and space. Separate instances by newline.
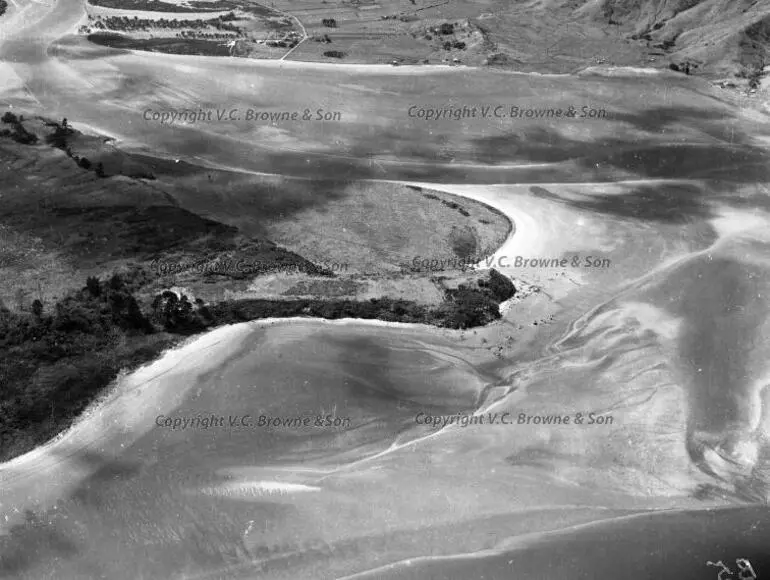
152, 290, 207, 334
108, 273, 123, 291
31, 299, 43, 318
62, 118, 68, 128
14, 288, 27, 311
0, 305, 10, 325
126, 295, 152, 332
46, 124, 70, 149
95, 162, 106, 178
10, 124, 38, 145
85, 276, 101, 297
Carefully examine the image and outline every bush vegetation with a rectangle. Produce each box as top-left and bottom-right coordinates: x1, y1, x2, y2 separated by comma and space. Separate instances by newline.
0, 113, 39, 145
44, 121, 74, 149
669, 61, 698, 75
91, 13, 241, 34
88, 0, 221, 13
0, 273, 169, 461
35, 116, 124, 178
736, 61, 766, 89
0, 268, 514, 460
88, 33, 236, 55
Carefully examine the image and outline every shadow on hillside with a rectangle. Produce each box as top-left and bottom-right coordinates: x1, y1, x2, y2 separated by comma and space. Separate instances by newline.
166, 177, 355, 236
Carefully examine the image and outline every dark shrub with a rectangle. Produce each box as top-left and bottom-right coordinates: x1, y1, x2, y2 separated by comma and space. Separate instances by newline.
109, 273, 124, 291
151, 291, 209, 334
478, 269, 516, 302
86, 276, 101, 297
11, 126, 38, 145
46, 125, 72, 149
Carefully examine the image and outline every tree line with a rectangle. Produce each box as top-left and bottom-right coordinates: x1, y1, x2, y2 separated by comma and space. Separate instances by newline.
1, 112, 38, 145
91, 13, 241, 33
0, 263, 513, 460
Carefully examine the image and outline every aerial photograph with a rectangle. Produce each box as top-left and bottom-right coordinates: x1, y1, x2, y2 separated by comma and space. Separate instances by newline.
1, 0, 770, 578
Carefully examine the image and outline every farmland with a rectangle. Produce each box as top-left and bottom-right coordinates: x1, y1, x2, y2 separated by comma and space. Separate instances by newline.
82, 0, 302, 57
77, 0, 646, 69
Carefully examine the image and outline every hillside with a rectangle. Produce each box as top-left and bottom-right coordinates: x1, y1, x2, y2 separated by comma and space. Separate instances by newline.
61, 0, 770, 88
593, 0, 770, 78
0, 111, 516, 461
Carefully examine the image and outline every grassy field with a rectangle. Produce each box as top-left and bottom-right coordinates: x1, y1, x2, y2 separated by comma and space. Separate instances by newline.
272, 0, 646, 68
74, 0, 770, 80
0, 112, 515, 463
272, 0, 500, 65
0, 112, 511, 310
212, 181, 510, 275
77, 0, 645, 68
278, 0, 770, 77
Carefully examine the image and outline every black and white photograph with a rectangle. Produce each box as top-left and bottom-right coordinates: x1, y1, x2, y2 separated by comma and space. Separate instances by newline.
1, 0, 770, 578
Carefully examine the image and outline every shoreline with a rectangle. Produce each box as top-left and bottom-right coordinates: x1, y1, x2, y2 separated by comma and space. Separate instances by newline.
0, 172, 522, 470
0, 310, 496, 529
0, 321, 254, 527
0, 178, 520, 470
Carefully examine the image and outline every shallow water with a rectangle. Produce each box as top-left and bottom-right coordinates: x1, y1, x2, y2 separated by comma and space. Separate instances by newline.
3, 187, 769, 578
3, 0, 770, 576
